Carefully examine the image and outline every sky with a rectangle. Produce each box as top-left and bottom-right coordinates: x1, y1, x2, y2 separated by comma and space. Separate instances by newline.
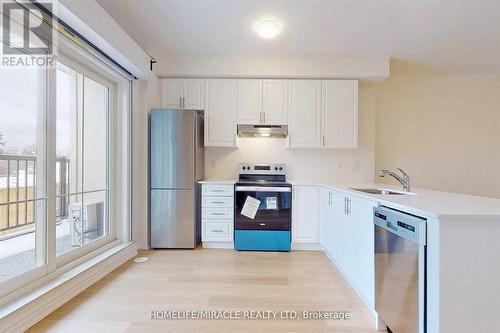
0, 68, 72, 156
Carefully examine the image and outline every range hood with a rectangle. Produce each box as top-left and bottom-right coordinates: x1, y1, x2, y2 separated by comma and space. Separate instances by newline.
237, 125, 288, 138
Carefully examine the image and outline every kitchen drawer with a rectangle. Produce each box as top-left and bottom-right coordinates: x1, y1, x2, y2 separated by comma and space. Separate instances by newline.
202, 184, 234, 196
202, 196, 234, 208
203, 221, 233, 241
202, 207, 233, 219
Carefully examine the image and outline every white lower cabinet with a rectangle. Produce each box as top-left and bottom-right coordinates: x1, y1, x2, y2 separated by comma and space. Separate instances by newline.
320, 188, 376, 311
291, 185, 319, 244
319, 187, 335, 257
201, 183, 234, 244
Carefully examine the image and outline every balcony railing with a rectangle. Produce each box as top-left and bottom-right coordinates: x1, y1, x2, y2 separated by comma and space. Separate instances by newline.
0, 154, 69, 236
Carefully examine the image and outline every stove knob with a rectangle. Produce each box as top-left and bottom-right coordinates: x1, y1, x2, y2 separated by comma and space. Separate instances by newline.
274, 167, 278, 171
279, 167, 283, 171
242, 166, 245, 170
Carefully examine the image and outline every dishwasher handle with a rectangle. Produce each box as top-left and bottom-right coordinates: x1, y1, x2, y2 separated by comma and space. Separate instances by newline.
386, 221, 398, 232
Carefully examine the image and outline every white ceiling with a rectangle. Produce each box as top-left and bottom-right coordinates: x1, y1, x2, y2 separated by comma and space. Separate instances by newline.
96, 0, 500, 73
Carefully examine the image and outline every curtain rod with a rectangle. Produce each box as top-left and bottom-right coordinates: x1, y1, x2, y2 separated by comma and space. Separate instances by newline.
30, 0, 137, 79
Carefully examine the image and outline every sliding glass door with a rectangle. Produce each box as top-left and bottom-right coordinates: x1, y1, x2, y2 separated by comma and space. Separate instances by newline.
0, 5, 130, 299
55, 57, 112, 263
0, 67, 47, 286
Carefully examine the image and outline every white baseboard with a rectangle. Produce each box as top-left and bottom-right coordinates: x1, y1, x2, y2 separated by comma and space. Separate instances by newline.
1, 243, 137, 333
291, 242, 323, 251
202, 242, 234, 249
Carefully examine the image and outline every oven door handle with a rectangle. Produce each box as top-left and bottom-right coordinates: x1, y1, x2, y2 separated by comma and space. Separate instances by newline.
235, 186, 291, 192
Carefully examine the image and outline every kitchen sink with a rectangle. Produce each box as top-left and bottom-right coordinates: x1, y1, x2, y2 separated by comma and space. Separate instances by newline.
350, 188, 415, 195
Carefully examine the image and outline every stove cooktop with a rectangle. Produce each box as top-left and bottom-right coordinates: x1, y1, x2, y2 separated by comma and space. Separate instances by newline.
235, 180, 291, 187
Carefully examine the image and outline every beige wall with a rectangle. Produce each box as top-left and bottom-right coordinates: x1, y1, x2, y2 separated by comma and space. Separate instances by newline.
132, 74, 162, 249
375, 72, 500, 198
205, 87, 376, 183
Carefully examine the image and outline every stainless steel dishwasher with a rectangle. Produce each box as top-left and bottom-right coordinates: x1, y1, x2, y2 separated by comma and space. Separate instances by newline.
374, 206, 427, 333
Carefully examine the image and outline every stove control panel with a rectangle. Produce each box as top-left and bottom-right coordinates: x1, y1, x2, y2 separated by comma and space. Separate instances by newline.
238, 163, 286, 175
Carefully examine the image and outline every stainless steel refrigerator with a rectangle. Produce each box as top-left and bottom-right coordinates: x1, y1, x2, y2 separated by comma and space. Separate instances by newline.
149, 109, 204, 248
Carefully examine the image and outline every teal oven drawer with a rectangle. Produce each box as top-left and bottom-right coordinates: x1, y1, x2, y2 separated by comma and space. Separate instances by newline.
234, 230, 291, 252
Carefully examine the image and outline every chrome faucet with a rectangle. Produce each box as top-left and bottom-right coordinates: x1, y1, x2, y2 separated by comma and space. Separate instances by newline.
378, 168, 411, 192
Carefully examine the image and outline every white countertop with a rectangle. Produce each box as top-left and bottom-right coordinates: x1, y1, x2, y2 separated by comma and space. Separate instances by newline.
200, 179, 500, 218
295, 181, 500, 219
198, 180, 236, 184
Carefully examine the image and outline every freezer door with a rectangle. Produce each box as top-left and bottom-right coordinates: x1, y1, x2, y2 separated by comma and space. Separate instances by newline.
151, 109, 195, 189
150, 189, 196, 248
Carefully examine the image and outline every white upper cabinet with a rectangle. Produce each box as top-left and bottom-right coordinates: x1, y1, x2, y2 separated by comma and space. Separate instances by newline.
161, 78, 205, 109
237, 79, 263, 124
288, 80, 322, 148
292, 185, 319, 243
263, 80, 287, 125
236, 79, 287, 125
322, 80, 358, 148
161, 77, 358, 148
162, 78, 183, 109
184, 79, 205, 109
204, 79, 237, 147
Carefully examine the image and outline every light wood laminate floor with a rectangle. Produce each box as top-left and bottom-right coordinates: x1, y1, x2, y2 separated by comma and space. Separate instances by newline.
29, 248, 378, 333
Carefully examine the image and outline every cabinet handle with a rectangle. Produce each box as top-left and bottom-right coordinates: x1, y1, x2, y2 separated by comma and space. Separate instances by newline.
328, 192, 331, 206
263, 112, 266, 124
183, 97, 186, 108
344, 197, 348, 215
211, 212, 225, 216
211, 230, 224, 233
322, 135, 325, 147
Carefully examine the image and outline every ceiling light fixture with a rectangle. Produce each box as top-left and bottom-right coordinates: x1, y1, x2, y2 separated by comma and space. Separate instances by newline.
255, 19, 281, 39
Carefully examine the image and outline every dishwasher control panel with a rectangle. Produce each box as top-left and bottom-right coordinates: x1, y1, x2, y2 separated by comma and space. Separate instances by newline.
374, 206, 427, 245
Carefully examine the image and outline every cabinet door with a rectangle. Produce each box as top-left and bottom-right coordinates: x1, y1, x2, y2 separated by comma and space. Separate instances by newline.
161, 78, 183, 108
322, 80, 358, 148
237, 79, 262, 124
288, 80, 321, 148
204, 79, 237, 147
330, 192, 347, 266
348, 197, 376, 308
184, 79, 205, 109
292, 185, 318, 243
319, 187, 330, 249
263, 79, 287, 125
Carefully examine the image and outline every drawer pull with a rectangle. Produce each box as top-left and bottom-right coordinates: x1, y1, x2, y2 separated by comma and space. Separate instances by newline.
259, 223, 266, 226
210, 212, 225, 215
211, 189, 226, 192
211, 229, 224, 233
211, 201, 225, 204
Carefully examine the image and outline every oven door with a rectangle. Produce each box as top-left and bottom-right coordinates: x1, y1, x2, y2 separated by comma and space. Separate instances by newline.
235, 186, 291, 231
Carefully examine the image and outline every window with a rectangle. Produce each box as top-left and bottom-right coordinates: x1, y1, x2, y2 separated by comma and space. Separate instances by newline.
55, 60, 111, 259
0, 67, 47, 285
0, 11, 131, 298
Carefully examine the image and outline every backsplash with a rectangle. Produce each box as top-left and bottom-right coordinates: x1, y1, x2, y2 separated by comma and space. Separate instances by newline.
204, 87, 376, 184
